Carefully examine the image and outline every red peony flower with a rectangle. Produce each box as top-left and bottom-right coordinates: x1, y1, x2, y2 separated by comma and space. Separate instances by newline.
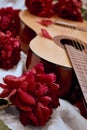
25, 0, 83, 21
0, 31, 21, 70
0, 63, 60, 126
25, 0, 54, 17
0, 7, 21, 37
53, 0, 83, 21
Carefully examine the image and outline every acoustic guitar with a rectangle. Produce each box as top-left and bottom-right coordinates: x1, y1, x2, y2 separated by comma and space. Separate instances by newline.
19, 10, 87, 109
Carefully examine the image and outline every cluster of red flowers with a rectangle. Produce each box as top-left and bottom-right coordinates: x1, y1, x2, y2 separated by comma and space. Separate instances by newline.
53, 0, 83, 21
0, 63, 60, 126
0, 7, 21, 37
25, 0, 54, 17
0, 31, 21, 70
0, 7, 21, 70
25, 0, 83, 21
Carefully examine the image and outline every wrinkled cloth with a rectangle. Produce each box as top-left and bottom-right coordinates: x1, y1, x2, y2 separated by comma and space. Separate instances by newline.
0, 0, 26, 9
0, 1, 87, 130
0, 99, 87, 130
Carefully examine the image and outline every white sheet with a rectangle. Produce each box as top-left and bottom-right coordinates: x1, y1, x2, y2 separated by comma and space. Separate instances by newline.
0, 99, 87, 130
0, 0, 26, 9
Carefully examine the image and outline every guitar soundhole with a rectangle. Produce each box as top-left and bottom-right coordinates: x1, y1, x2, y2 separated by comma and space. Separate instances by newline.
61, 39, 85, 51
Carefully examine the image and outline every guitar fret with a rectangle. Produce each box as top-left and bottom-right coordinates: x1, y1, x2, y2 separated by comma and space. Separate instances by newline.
74, 67, 87, 75
78, 82, 87, 90
74, 64, 87, 70
74, 65, 87, 69
84, 92, 87, 102
77, 78, 87, 88
77, 76, 87, 81
68, 56, 87, 67
80, 86, 87, 93
70, 59, 87, 77
79, 83, 87, 88
65, 44, 87, 105
69, 51, 87, 61
71, 57, 87, 63
71, 59, 87, 66
67, 45, 87, 54
77, 74, 87, 79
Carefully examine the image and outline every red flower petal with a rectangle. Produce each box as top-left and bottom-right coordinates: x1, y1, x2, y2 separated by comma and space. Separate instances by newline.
8, 89, 16, 98
20, 111, 29, 126
0, 89, 11, 98
33, 63, 45, 74
28, 112, 39, 126
35, 83, 48, 97
35, 102, 52, 126
37, 19, 53, 26
0, 83, 7, 89
50, 94, 60, 108
19, 81, 28, 91
18, 88, 36, 105
25, 72, 36, 93
39, 96, 52, 106
41, 28, 53, 40
48, 83, 59, 94
3, 75, 26, 88
16, 95, 32, 111
36, 73, 56, 83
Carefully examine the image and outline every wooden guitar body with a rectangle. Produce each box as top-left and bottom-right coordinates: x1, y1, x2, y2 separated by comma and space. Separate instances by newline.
19, 10, 87, 106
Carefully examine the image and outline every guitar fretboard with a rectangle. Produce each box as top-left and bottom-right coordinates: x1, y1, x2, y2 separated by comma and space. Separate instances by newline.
65, 44, 87, 108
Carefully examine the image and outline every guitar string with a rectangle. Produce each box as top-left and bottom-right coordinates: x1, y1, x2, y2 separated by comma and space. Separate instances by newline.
67, 22, 87, 103
68, 22, 87, 74
68, 23, 82, 50
73, 25, 87, 79
60, 21, 80, 49
67, 21, 87, 57
69, 24, 87, 68
70, 21, 87, 53
70, 23, 87, 66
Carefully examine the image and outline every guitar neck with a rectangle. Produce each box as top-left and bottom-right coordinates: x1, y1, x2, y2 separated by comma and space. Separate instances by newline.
65, 44, 87, 109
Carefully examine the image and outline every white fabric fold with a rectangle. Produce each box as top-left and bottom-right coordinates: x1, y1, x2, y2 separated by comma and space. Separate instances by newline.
0, 99, 87, 130
44, 99, 87, 130
0, 0, 26, 9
